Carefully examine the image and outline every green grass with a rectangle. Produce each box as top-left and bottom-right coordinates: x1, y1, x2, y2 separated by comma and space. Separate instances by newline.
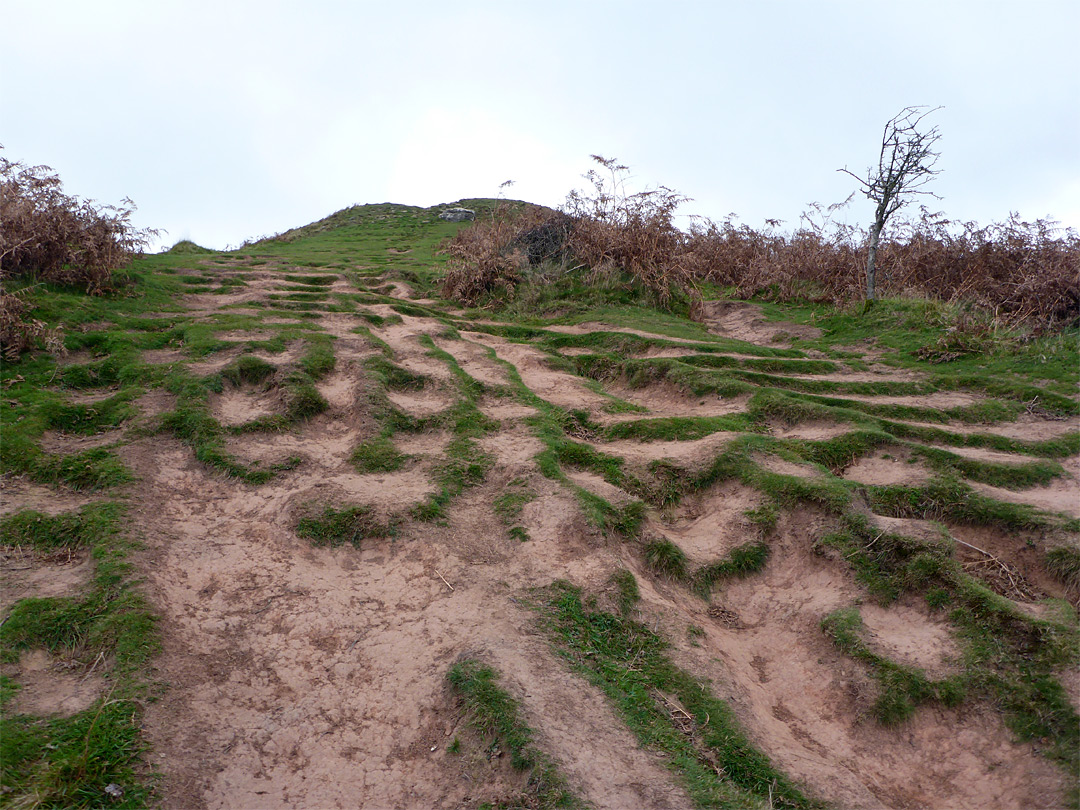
39, 390, 139, 435
351, 436, 408, 473
531, 581, 817, 809
494, 482, 537, 542
820, 606, 965, 725
220, 354, 276, 387
691, 541, 770, 598
294, 504, 395, 548
609, 569, 641, 615
0, 503, 158, 809
447, 658, 585, 809
642, 537, 689, 580
0, 503, 124, 551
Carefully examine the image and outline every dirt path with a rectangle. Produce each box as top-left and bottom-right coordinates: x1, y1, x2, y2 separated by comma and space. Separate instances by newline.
5, 260, 1076, 809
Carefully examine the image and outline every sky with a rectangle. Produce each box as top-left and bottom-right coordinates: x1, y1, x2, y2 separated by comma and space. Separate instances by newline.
3, 0, 1078, 251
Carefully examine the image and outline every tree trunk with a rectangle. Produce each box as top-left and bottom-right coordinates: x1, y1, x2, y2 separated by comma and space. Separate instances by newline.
865, 220, 882, 301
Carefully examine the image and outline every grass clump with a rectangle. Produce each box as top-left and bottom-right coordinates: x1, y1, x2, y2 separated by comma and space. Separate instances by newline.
351, 436, 408, 473
0, 503, 122, 551
642, 537, 689, 580
820, 606, 964, 726
39, 391, 138, 435
532, 581, 815, 809
30, 447, 133, 492
299, 338, 336, 380
447, 658, 584, 809
294, 504, 394, 548
691, 541, 770, 598
608, 569, 640, 615
220, 354, 276, 387
1045, 546, 1080, 594
494, 481, 537, 542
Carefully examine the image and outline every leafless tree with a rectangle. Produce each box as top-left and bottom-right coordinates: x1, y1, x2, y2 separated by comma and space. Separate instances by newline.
840, 106, 942, 301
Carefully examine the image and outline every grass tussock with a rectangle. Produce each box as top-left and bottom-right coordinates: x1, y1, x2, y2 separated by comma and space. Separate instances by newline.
533, 581, 816, 809
294, 504, 395, 548
447, 658, 584, 809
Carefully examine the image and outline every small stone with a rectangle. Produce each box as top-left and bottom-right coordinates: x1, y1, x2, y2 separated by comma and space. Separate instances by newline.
104, 783, 124, 799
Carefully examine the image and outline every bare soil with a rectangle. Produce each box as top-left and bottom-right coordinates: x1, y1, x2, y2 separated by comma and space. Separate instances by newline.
3, 270, 1076, 810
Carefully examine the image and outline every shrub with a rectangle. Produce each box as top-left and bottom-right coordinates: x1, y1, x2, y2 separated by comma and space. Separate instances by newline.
0, 287, 62, 360
689, 208, 1079, 328
1, 156, 157, 357
440, 157, 703, 315
440, 156, 1078, 329
1, 156, 156, 291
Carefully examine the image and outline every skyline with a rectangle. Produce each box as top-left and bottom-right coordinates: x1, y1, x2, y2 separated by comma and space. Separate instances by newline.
3, 0, 1077, 251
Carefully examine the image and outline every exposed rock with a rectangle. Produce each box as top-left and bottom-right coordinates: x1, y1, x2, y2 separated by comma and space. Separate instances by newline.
438, 208, 475, 222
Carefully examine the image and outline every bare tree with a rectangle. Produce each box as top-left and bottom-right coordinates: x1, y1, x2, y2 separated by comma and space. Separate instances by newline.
841, 106, 942, 301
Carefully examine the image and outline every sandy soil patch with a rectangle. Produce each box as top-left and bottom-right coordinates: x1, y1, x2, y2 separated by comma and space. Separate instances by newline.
394, 431, 451, 459
0, 478, 96, 517
843, 452, 931, 487
704, 301, 822, 346
1, 546, 93, 612
601, 432, 736, 470
123, 434, 685, 810
386, 386, 455, 417
566, 470, 634, 507
211, 388, 281, 427
435, 337, 509, 386
316, 367, 361, 413
642, 508, 1063, 810
477, 398, 539, 422
142, 348, 188, 365
478, 427, 545, 473
860, 597, 961, 679
38, 429, 122, 454
470, 334, 610, 412
754, 452, 825, 479
658, 481, 761, 564
63, 387, 123, 404
841, 391, 985, 409
769, 420, 854, 440
602, 387, 750, 422
908, 414, 1080, 443
3, 649, 106, 717
969, 476, 1080, 519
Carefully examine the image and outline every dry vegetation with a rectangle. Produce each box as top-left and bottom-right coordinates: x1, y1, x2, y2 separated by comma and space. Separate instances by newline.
0, 156, 156, 358
441, 156, 1080, 330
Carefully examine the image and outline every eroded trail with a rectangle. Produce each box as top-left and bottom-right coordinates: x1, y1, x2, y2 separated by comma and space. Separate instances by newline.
4, 244, 1077, 810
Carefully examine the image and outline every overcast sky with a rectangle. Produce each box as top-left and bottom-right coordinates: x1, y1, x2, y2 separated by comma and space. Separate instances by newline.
3, 0, 1078, 251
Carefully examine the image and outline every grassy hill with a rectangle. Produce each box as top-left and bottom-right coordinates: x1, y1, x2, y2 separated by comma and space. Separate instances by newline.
1, 199, 1078, 809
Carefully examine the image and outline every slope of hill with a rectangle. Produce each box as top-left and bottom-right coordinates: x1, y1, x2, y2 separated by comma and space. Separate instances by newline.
2, 201, 1078, 809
